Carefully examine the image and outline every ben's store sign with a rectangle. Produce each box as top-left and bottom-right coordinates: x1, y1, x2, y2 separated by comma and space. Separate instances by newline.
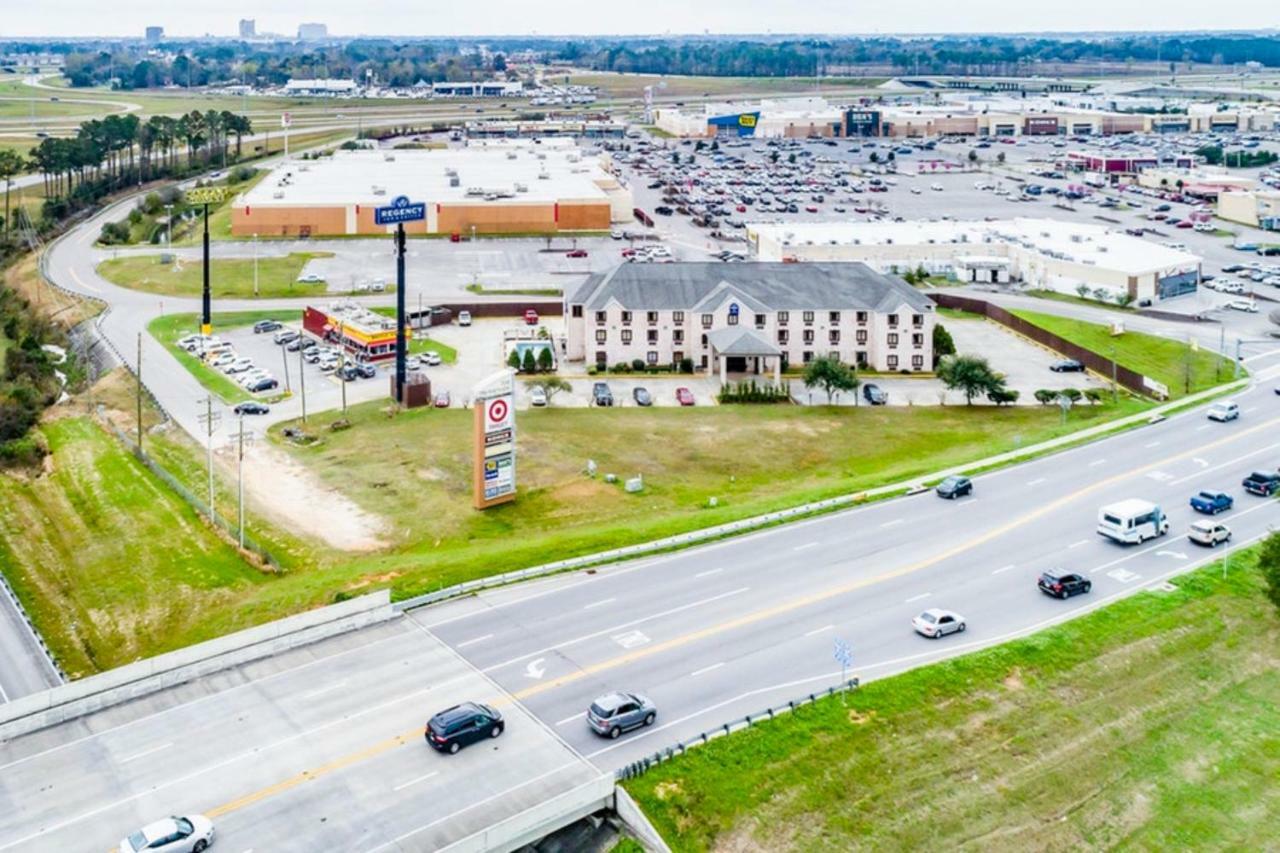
1024, 116, 1059, 136
708, 112, 761, 137
844, 110, 880, 137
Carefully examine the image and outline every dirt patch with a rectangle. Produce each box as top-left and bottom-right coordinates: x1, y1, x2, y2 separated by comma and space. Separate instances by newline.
238, 444, 389, 551
848, 708, 877, 725
345, 571, 403, 590
417, 467, 448, 482
1003, 667, 1025, 691
653, 781, 683, 801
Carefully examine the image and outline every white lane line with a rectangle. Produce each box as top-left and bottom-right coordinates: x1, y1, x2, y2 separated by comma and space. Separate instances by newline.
302, 681, 348, 700
392, 771, 440, 793
992, 564, 1016, 575
1144, 441, 1161, 448
694, 568, 723, 578
804, 624, 834, 637
120, 742, 172, 764
793, 542, 820, 551
1169, 440, 1280, 486
904, 592, 931, 604
1195, 424, 1211, 432
691, 662, 725, 677
1244, 406, 1258, 413
1067, 539, 1089, 549
455, 634, 494, 649
1026, 477, 1046, 486
554, 713, 582, 727
583, 598, 617, 610
879, 519, 905, 528
1088, 459, 1107, 467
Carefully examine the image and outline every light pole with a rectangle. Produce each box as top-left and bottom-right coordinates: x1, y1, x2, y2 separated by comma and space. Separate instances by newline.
164, 203, 174, 250
253, 233, 259, 297
339, 319, 348, 416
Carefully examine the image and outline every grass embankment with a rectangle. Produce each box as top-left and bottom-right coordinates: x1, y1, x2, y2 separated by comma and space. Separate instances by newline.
148, 310, 293, 404
1011, 309, 1232, 399
465, 283, 564, 297
1024, 289, 1135, 314
566, 73, 885, 98
0, 416, 269, 676
625, 554, 1280, 850
97, 251, 339, 298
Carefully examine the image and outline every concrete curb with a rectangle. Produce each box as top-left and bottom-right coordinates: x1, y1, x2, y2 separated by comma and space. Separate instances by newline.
439, 774, 615, 853
0, 572, 65, 686
0, 590, 393, 741
613, 787, 673, 853
394, 378, 1247, 613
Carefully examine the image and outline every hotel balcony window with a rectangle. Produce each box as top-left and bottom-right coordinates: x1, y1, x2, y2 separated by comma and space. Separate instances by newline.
621, 311, 632, 325
888, 315, 899, 328
912, 354, 925, 369
647, 351, 659, 365
888, 355, 899, 370
856, 311, 868, 324
673, 330, 684, 345
802, 350, 814, 364
595, 329, 607, 344
856, 330, 868, 345
595, 311, 607, 325
829, 311, 841, 324
572, 305, 583, 318
888, 333, 899, 347
647, 329, 658, 345
803, 311, 815, 325
829, 330, 840, 345
620, 330, 632, 345
912, 313, 925, 327
755, 313, 767, 330
803, 330, 815, 344
701, 313, 713, 329
673, 311, 685, 326
647, 311, 659, 325
777, 311, 789, 326
912, 333, 924, 347
777, 329, 789, 345
727, 311, 739, 326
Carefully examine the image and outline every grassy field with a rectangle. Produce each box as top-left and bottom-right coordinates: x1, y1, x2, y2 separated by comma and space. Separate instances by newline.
97, 252, 339, 299
624, 551, 1280, 851
564, 72, 885, 98
148, 310, 295, 404
0, 416, 270, 676
1011, 309, 1231, 399
465, 283, 563, 297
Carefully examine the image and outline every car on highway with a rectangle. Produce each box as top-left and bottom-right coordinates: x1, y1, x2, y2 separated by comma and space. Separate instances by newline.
1206, 401, 1240, 422
935, 475, 973, 499
422, 351, 443, 367
1049, 358, 1085, 373
587, 692, 657, 739
1189, 519, 1232, 547
434, 391, 451, 408
118, 814, 214, 853
930, 183, 944, 191
633, 386, 652, 407
1037, 570, 1092, 599
1190, 490, 1234, 515
675, 387, 695, 406
592, 382, 614, 407
862, 383, 887, 405
425, 702, 504, 754
1242, 469, 1280, 496
233, 401, 270, 416
912, 608, 966, 639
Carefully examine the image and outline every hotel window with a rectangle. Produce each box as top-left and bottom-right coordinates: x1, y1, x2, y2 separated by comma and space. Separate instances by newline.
912, 354, 925, 369
888, 333, 899, 347
572, 305, 583, 318
621, 329, 632, 344
673, 311, 685, 326
828, 330, 840, 345
647, 311, 659, 325
912, 313, 925, 327
777, 329, 789, 345
647, 351, 659, 365
887, 355, 899, 370
856, 329, 868, 345
912, 333, 924, 347
803, 329, 815, 344
621, 311, 633, 325
829, 311, 841, 323
647, 329, 658, 345
755, 313, 766, 329
803, 311, 815, 325
595, 311, 607, 325
701, 334, 708, 347
888, 314, 899, 328
856, 311, 868, 324
701, 313, 713, 329
802, 350, 814, 364
829, 351, 841, 362
856, 351, 868, 368
595, 351, 607, 365
728, 311, 739, 326
595, 329, 607, 343
673, 330, 684, 345
777, 311, 789, 326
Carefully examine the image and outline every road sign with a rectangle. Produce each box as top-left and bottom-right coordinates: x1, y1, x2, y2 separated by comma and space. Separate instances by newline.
281, 112, 292, 128
375, 195, 426, 226
185, 186, 229, 205
833, 638, 853, 667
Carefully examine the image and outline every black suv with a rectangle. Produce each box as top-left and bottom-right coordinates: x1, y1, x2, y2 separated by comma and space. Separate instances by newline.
1049, 359, 1084, 372
592, 382, 614, 407
863, 383, 887, 405
1038, 570, 1092, 599
935, 475, 972, 499
425, 702, 504, 754
253, 319, 282, 334
1243, 469, 1280, 496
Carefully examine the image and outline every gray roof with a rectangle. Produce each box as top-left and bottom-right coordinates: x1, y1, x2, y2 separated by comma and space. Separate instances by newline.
706, 326, 781, 356
568, 263, 934, 314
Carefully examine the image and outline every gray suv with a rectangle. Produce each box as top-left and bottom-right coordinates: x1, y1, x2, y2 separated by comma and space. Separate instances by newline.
592, 382, 614, 407
587, 692, 656, 739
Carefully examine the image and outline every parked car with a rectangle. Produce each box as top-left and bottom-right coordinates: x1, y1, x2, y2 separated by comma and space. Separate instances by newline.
675, 387, 695, 406
253, 319, 281, 334
246, 377, 278, 393
1037, 570, 1092, 599
862, 383, 887, 405
524, 309, 539, 325
424, 702, 504, 754
224, 358, 254, 374
633, 386, 652, 407
422, 351, 442, 367
1224, 299, 1259, 313
1190, 490, 1234, 515
912, 608, 965, 639
587, 692, 657, 739
1188, 519, 1232, 547
566, 249, 589, 258
118, 815, 214, 853
1242, 469, 1280, 496
592, 382, 614, 407
296, 272, 324, 283
935, 475, 973, 499
458, 310, 472, 327
233, 401, 270, 416
434, 391, 451, 408
1206, 401, 1240, 422
273, 329, 299, 346
1049, 358, 1085, 373
529, 386, 548, 407
337, 365, 359, 381
356, 362, 377, 379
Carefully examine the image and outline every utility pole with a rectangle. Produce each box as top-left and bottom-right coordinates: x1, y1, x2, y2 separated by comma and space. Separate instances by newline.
253, 233, 259, 297
135, 333, 143, 450
232, 415, 249, 550
395, 221, 407, 403
299, 344, 307, 423
197, 396, 220, 513
281, 342, 292, 392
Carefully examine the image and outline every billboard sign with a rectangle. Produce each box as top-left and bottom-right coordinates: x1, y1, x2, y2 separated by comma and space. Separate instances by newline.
375, 195, 427, 226
185, 186, 229, 205
473, 370, 516, 509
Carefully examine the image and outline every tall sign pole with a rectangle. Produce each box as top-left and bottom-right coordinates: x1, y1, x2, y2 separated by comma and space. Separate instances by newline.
185, 186, 229, 337
473, 370, 517, 510
373, 195, 426, 403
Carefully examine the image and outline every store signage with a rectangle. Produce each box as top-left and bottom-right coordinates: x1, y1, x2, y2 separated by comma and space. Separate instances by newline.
375, 195, 426, 226
472, 370, 517, 509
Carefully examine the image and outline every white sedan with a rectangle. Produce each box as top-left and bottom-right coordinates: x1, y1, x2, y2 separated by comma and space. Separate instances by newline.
1224, 299, 1259, 313
912, 608, 966, 639
118, 815, 214, 853
422, 351, 443, 366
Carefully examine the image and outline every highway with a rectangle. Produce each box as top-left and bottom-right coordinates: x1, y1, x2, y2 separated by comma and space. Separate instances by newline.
2, 361, 1278, 851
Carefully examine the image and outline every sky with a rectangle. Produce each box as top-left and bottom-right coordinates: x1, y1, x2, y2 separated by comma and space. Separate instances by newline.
5, 0, 1279, 38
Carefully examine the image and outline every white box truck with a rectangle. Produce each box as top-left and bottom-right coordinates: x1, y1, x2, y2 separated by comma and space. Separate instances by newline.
1097, 499, 1169, 545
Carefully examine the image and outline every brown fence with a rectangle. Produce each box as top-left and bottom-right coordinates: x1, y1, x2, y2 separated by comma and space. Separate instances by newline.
934, 294, 1153, 397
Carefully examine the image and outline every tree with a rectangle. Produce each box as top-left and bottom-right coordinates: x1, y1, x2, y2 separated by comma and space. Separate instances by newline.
526, 376, 571, 405
1076, 283, 1092, 300
507, 349, 521, 370
0, 149, 24, 240
988, 387, 1019, 406
968, 149, 979, 164
932, 323, 956, 367
996, 151, 1006, 164
802, 356, 859, 404
521, 349, 537, 373
1116, 291, 1136, 309
1059, 387, 1083, 403
1034, 389, 1058, 405
536, 347, 554, 372
1260, 531, 1280, 612
869, 151, 880, 163
937, 354, 1004, 405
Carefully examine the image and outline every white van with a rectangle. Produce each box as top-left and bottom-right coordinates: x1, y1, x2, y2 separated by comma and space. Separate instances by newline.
1206, 401, 1240, 422
1097, 499, 1169, 545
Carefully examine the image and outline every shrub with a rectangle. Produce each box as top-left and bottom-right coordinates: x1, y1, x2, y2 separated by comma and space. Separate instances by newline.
536, 347, 554, 372
1060, 388, 1083, 403
613, 362, 631, 374
631, 358, 646, 372
521, 349, 537, 374
679, 358, 694, 374
1260, 531, 1280, 612
1083, 388, 1106, 404
1034, 388, 1057, 405
988, 387, 1020, 406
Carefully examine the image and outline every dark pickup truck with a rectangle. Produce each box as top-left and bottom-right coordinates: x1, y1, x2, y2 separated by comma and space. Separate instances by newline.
1242, 469, 1280, 497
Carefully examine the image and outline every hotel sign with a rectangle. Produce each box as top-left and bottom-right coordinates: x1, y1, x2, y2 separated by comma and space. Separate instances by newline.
375, 195, 427, 226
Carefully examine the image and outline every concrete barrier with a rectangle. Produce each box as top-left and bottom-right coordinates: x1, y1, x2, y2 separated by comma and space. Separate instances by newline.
614, 787, 673, 853
439, 774, 615, 853
0, 590, 394, 741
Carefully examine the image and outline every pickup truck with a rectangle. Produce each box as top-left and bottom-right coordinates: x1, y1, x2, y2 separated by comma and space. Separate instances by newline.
1189, 490, 1233, 515
1242, 470, 1280, 497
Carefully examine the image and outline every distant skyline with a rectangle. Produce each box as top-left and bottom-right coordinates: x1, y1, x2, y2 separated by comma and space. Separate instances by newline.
5, 1, 1280, 39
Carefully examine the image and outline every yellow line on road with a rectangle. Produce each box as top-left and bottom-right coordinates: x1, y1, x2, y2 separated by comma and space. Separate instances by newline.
199, 414, 1280, 820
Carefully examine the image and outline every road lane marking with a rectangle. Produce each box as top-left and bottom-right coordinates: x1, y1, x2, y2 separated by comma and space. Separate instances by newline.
904, 592, 931, 604
804, 624, 834, 637
1088, 459, 1107, 467
793, 542, 820, 551
1195, 424, 1210, 431
1067, 539, 1089, 549
1244, 406, 1258, 413
694, 568, 723, 578
992, 565, 1016, 575
583, 598, 616, 610
554, 713, 582, 727
879, 518, 904, 528
1169, 440, 1280, 486
690, 662, 725, 677
1026, 478, 1046, 486
120, 742, 172, 764
391, 771, 439, 792
1144, 441, 1161, 448
455, 633, 493, 649
302, 681, 347, 700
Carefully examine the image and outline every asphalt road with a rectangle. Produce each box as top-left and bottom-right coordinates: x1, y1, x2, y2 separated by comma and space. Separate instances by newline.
2, 360, 1278, 852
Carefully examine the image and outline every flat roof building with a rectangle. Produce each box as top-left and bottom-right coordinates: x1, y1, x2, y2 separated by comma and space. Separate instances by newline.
566, 262, 936, 377
302, 301, 410, 363
283, 78, 357, 96
747, 218, 1202, 304
232, 142, 632, 238
1218, 189, 1280, 231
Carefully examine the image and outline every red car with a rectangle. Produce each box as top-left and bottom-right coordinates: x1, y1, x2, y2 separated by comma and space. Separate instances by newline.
675, 387, 695, 406
566, 249, 588, 258
1176, 220, 1193, 229
524, 308, 539, 325
434, 391, 451, 408
621, 248, 637, 257
449, 233, 462, 243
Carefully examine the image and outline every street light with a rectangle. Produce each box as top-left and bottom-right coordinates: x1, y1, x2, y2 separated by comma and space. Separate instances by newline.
253, 233, 259, 297
164, 203, 174, 250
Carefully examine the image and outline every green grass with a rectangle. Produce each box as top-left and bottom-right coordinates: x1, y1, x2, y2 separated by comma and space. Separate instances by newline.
97, 252, 341, 299
623, 551, 1280, 851
465, 283, 564, 297
1025, 288, 1135, 313
368, 308, 458, 362
564, 73, 885, 98
1011, 309, 1231, 399
148, 310, 299, 404
0, 417, 269, 676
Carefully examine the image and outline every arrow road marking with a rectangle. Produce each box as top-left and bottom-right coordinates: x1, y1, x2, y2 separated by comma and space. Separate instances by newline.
524, 658, 546, 679
1193, 458, 1209, 468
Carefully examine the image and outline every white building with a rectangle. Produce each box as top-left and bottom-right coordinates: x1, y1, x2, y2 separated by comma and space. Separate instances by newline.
431, 81, 523, 98
748, 218, 1202, 304
283, 78, 357, 96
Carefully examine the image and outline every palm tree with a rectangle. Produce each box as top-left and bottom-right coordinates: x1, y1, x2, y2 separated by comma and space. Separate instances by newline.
0, 149, 24, 239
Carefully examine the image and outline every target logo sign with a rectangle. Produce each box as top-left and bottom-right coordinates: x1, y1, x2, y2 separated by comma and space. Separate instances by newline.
486, 396, 512, 430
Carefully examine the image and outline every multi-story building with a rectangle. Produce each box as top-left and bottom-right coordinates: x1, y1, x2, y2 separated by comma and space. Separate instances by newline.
238, 19, 256, 38
565, 263, 936, 380
144, 26, 164, 44
297, 22, 328, 40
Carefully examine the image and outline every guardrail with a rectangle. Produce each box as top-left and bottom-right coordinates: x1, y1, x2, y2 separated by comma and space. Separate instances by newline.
615, 679, 859, 781
0, 570, 65, 685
